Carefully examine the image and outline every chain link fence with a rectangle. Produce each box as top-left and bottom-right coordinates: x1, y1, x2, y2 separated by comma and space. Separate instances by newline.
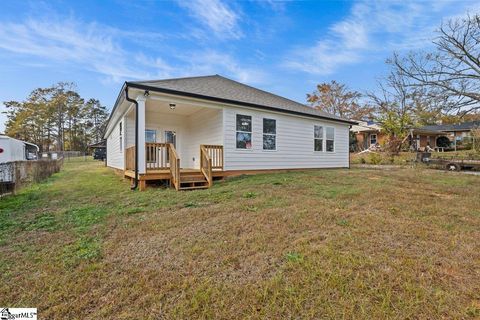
40, 151, 89, 161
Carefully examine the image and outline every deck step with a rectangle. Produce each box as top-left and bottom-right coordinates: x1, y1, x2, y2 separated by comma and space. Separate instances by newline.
179, 185, 209, 190
181, 180, 207, 184
181, 176, 207, 182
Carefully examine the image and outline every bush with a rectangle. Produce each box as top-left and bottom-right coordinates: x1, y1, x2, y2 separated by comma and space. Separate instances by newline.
369, 153, 382, 165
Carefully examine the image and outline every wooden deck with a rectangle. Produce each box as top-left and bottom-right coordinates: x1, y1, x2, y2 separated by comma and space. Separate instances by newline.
124, 168, 226, 191
124, 168, 225, 180
124, 143, 225, 191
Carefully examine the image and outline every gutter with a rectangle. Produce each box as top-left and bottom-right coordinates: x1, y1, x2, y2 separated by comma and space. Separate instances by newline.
124, 86, 139, 190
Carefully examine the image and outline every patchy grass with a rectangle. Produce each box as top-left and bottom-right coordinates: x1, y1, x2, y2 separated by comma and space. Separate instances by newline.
1, 159, 480, 319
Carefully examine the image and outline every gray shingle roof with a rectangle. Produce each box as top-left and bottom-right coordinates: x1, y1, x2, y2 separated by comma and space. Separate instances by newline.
420, 121, 480, 132
129, 75, 353, 124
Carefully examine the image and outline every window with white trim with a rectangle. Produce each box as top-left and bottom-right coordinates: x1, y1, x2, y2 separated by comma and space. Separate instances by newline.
326, 127, 335, 152
370, 133, 377, 146
119, 122, 123, 152
263, 118, 276, 150
145, 129, 156, 143
236, 114, 252, 149
314, 125, 323, 151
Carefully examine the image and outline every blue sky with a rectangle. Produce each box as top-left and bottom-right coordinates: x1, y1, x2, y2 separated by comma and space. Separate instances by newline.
1, 0, 479, 132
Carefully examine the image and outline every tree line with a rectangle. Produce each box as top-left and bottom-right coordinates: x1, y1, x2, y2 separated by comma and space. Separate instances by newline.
3, 82, 109, 152
308, 13, 480, 151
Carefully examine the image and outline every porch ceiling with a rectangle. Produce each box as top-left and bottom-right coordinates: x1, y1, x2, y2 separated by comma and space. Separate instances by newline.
145, 99, 211, 116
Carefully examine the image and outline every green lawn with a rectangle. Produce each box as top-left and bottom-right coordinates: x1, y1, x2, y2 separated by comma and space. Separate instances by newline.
1, 160, 480, 319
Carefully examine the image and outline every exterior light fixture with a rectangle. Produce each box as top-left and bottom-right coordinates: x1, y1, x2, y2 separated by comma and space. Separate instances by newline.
169, 103, 176, 110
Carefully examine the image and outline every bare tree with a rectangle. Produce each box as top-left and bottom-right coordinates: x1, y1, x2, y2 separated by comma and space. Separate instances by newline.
391, 14, 480, 116
367, 68, 415, 140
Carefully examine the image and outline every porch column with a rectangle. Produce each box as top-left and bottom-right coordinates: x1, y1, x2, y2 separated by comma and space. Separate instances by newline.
137, 95, 147, 174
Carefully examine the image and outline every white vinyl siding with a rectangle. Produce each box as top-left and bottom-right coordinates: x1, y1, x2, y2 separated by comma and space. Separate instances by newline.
106, 119, 125, 169
223, 107, 349, 170
183, 108, 223, 168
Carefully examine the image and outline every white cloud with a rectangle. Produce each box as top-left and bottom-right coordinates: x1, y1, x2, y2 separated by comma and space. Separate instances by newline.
0, 16, 165, 82
0, 13, 266, 87
176, 0, 243, 39
284, 0, 480, 75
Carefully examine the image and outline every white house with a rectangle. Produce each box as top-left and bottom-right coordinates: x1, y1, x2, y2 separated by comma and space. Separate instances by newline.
103, 75, 355, 191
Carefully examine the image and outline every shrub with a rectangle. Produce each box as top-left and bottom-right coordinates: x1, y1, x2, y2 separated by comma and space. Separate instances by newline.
368, 153, 382, 165
471, 128, 480, 153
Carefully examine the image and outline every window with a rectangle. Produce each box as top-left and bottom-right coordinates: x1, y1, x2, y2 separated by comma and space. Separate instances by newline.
145, 129, 156, 143
119, 122, 123, 152
326, 127, 335, 152
314, 125, 323, 151
236, 114, 252, 149
263, 118, 276, 150
370, 134, 377, 146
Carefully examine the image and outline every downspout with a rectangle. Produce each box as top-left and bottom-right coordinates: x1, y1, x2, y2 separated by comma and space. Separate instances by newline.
125, 85, 139, 190
348, 125, 352, 169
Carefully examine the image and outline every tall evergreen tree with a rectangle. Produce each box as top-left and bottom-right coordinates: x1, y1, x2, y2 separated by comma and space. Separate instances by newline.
3, 82, 109, 152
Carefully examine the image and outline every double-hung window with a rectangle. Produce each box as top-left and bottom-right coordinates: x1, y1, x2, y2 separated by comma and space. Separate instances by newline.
370, 134, 377, 146
145, 129, 156, 143
314, 125, 323, 151
236, 114, 252, 149
263, 118, 276, 150
326, 127, 335, 152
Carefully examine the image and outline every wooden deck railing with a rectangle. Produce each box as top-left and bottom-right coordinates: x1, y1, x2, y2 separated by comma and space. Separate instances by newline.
168, 143, 180, 190
201, 145, 224, 170
126, 143, 221, 190
125, 146, 136, 171
145, 143, 170, 170
200, 145, 213, 187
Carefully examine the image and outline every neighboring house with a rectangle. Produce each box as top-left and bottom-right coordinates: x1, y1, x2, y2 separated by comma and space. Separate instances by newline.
419, 121, 480, 150
350, 121, 445, 151
351, 121, 386, 150
0, 135, 39, 163
103, 75, 355, 191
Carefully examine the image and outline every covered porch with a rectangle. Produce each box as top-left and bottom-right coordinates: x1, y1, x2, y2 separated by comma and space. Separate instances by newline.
408, 129, 446, 152
123, 96, 225, 190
